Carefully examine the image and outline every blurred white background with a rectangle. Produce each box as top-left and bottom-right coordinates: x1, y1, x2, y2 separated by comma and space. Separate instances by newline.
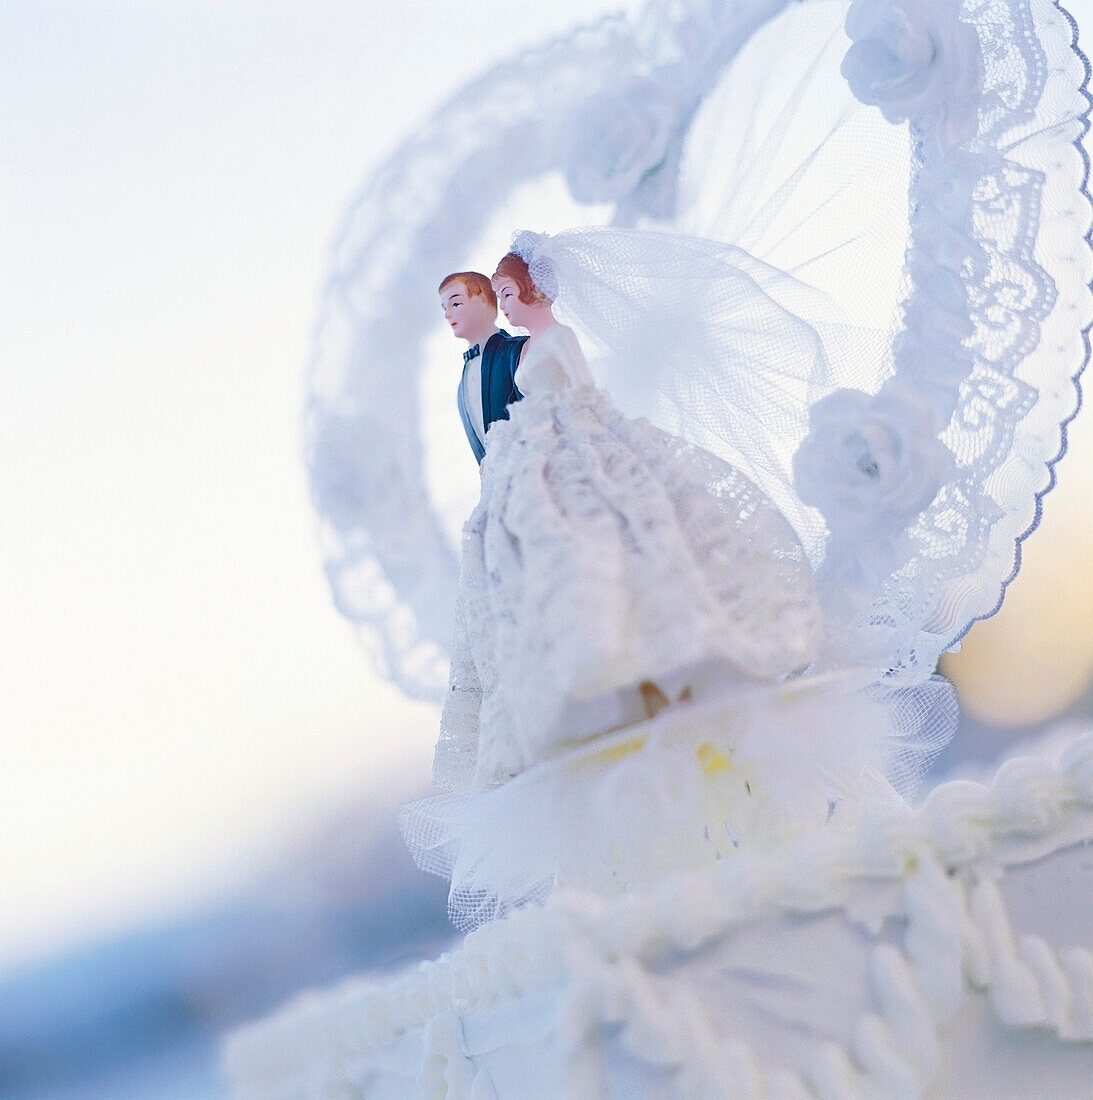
1, 0, 655, 977
2, 1, 1092, 1094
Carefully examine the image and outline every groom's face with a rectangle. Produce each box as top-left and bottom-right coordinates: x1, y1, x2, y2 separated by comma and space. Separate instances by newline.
441, 281, 495, 342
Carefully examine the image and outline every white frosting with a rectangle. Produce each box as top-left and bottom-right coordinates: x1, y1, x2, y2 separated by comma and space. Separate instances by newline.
225, 730, 1093, 1097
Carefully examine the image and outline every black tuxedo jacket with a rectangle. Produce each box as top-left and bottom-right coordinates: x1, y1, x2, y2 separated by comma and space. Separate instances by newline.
457, 330, 528, 464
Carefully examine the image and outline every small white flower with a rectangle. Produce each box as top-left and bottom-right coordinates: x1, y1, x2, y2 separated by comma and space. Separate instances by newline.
794, 383, 954, 538
564, 79, 678, 205
842, 0, 983, 146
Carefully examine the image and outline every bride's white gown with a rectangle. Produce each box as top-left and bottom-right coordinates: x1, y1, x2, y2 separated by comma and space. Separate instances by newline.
435, 321, 821, 792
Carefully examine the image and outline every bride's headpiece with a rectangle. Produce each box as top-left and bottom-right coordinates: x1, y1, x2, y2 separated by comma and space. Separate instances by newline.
510, 231, 559, 301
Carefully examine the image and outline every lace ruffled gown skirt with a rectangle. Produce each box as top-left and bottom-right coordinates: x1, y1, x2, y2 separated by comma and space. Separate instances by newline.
436, 386, 821, 790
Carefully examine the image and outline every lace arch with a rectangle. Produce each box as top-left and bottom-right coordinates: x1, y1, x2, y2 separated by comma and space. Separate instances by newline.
306, 0, 1092, 697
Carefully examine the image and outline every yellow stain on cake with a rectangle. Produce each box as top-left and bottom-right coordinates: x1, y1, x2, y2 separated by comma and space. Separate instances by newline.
696, 742, 732, 777
586, 734, 646, 765
772, 679, 820, 709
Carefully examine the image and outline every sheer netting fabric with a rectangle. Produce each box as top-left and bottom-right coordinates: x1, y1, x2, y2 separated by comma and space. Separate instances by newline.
508, 227, 882, 560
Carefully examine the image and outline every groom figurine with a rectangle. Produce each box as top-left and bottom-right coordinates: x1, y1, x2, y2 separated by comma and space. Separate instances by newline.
439, 271, 527, 464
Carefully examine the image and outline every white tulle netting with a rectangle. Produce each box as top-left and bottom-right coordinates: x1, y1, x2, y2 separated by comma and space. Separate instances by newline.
508, 226, 884, 562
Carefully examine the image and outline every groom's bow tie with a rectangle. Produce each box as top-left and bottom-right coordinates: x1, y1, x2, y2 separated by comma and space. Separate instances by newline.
463, 344, 480, 366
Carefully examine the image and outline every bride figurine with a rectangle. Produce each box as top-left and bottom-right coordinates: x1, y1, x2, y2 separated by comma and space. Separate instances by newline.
411, 229, 844, 866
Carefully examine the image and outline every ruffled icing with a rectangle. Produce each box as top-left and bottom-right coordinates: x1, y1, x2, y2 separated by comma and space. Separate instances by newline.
225, 731, 1093, 1097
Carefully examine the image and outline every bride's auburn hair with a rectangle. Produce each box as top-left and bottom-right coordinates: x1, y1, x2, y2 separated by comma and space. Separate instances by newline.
493, 252, 549, 305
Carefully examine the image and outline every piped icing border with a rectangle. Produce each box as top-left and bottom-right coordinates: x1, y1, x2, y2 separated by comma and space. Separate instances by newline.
225, 730, 1093, 1097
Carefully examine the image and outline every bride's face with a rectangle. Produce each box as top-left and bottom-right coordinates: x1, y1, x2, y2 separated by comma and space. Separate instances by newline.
494, 277, 546, 330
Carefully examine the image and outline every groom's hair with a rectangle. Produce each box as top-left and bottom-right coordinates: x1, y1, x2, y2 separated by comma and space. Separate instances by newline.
438, 271, 497, 311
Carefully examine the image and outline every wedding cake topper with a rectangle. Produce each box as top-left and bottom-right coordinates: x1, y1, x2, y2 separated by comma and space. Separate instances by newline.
306, 0, 1091, 926
307, 0, 1091, 706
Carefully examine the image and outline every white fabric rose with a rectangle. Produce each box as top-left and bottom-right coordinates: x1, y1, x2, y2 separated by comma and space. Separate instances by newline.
564, 79, 678, 205
842, 0, 984, 147
794, 383, 955, 539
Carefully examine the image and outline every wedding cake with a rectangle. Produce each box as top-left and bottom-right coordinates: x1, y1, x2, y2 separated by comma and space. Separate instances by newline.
226, 0, 1093, 1092
226, 729, 1093, 1097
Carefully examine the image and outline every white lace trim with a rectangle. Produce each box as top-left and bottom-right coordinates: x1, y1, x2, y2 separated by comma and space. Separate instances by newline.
802, 0, 1093, 676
